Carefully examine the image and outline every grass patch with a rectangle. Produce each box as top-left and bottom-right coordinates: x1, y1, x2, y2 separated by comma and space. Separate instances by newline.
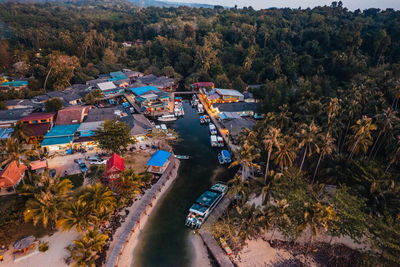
39, 241, 49, 252
62, 173, 84, 189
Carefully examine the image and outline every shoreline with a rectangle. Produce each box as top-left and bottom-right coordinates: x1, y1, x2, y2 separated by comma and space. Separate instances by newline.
106, 158, 180, 267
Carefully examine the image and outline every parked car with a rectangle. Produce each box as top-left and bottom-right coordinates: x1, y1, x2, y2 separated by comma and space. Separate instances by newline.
86, 156, 100, 161
49, 169, 57, 177
89, 159, 107, 165
74, 158, 85, 164
79, 162, 88, 172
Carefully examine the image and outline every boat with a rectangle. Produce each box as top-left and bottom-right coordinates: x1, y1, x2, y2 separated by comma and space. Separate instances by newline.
209, 123, 217, 135
185, 182, 229, 229
210, 135, 218, 147
218, 150, 231, 164
175, 155, 190, 160
197, 103, 204, 114
217, 136, 224, 147
192, 94, 197, 100
203, 115, 210, 123
200, 115, 205, 124
158, 114, 177, 122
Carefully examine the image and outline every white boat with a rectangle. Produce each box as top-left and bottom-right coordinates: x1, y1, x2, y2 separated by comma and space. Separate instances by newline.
158, 114, 177, 122
209, 123, 217, 135
210, 135, 218, 147
204, 115, 210, 123
197, 104, 204, 113
217, 136, 224, 147
160, 124, 168, 132
218, 150, 232, 164
185, 183, 229, 229
175, 155, 190, 160
200, 116, 205, 124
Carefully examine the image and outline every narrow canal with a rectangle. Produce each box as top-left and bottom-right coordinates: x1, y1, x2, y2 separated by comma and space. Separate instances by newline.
132, 100, 234, 266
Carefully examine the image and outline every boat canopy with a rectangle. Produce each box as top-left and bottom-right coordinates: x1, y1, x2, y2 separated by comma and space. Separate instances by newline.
210, 135, 217, 142
196, 190, 221, 207
222, 150, 230, 159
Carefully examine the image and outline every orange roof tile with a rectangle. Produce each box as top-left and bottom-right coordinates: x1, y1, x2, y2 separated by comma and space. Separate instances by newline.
0, 161, 27, 188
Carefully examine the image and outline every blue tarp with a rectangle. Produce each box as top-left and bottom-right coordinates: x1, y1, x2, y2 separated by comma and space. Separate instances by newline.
42, 136, 73, 146
146, 150, 171, 167
122, 102, 130, 107
0, 128, 13, 140
130, 86, 159, 96
44, 124, 80, 138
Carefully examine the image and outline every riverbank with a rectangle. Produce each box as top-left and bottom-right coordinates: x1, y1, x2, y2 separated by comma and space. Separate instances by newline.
106, 158, 180, 267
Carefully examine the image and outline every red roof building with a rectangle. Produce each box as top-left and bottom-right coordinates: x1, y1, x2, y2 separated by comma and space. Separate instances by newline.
0, 161, 27, 189
105, 153, 125, 180
55, 106, 91, 125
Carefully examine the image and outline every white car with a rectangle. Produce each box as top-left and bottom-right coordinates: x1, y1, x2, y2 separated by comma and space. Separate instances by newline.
89, 159, 107, 165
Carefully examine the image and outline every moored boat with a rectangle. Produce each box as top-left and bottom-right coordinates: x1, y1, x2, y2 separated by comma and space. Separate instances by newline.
197, 103, 204, 113
209, 123, 217, 135
210, 135, 218, 147
217, 136, 224, 147
158, 114, 177, 122
185, 182, 228, 229
203, 115, 210, 123
174, 155, 190, 160
218, 150, 231, 164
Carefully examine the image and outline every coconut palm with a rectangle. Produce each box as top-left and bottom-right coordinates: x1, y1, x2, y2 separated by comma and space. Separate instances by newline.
228, 174, 249, 206
236, 204, 261, 242
11, 121, 32, 144
230, 129, 260, 181
347, 115, 377, 159
370, 108, 399, 158
272, 135, 298, 170
0, 137, 28, 166
276, 104, 292, 130
386, 136, 400, 172
313, 132, 336, 183
58, 200, 94, 232
68, 230, 108, 267
262, 127, 281, 183
78, 183, 116, 215
296, 121, 320, 170
115, 170, 144, 205
23, 174, 73, 230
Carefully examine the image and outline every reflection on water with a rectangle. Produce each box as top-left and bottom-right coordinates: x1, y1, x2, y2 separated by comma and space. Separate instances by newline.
132, 101, 235, 267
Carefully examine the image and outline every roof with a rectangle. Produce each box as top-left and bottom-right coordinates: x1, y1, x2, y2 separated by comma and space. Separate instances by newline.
86, 78, 108, 86
129, 86, 159, 96
77, 121, 103, 132
196, 190, 220, 207
41, 136, 74, 146
4, 99, 39, 108
19, 112, 55, 122
137, 74, 158, 84
46, 91, 64, 98
146, 150, 171, 167
192, 82, 214, 88
44, 124, 80, 138
0, 109, 33, 122
85, 107, 119, 122
1, 81, 28, 87
56, 106, 88, 125
106, 153, 125, 176
97, 82, 117, 91
110, 71, 128, 80
216, 89, 244, 97
208, 93, 221, 101
30, 160, 47, 170
62, 92, 82, 102
26, 123, 51, 137
33, 94, 50, 102
213, 102, 257, 113
0, 128, 13, 140
130, 114, 154, 136
0, 161, 27, 188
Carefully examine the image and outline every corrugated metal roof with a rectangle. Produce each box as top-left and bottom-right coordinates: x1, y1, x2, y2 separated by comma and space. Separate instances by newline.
146, 150, 171, 167
42, 136, 73, 146
44, 124, 80, 137
129, 86, 159, 96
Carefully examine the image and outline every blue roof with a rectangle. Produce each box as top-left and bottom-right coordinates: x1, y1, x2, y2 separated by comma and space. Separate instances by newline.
42, 136, 73, 146
130, 86, 159, 96
110, 71, 127, 80
44, 124, 80, 138
1, 81, 28, 87
146, 150, 171, 167
0, 128, 13, 140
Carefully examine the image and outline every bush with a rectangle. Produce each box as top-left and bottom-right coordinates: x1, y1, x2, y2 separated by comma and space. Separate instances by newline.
39, 242, 49, 252
61, 174, 83, 189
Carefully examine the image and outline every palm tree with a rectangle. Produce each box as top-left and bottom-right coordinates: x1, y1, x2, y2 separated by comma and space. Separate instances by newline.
68, 230, 108, 267
236, 204, 261, 243
370, 108, 399, 158
347, 115, 377, 159
0, 137, 28, 166
78, 183, 116, 215
228, 174, 249, 206
262, 127, 281, 183
296, 121, 320, 170
386, 136, 400, 172
277, 104, 292, 130
313, 132, 336, 183
23, 174, 73, 230
11, 121, 32, 144
272, 135, 298, 170
230, 129, 260, 181
58, 200, 94, 232
115, 170, 144, 205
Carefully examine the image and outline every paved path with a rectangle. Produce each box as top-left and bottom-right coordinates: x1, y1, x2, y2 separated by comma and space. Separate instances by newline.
105, 159, 177, 267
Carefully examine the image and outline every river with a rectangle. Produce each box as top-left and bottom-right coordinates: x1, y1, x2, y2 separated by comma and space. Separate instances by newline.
132, 100, 235, 267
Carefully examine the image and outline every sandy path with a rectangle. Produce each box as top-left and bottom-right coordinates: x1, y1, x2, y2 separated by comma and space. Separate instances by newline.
189, 232, 212, 267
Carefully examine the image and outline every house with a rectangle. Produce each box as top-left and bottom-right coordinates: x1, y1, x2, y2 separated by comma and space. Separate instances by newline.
85, 107, 120, 122
122, 41, 132, 47
56, 106, 90, 125
119, 114, 154, 138
136, 74, 158, 85
62, 92, 82, 106
96, 81, 124, 96
191, 82, 214, 89
19, 112, 55, 143
146, 150, 172, 174
150, 76, 176, 90
41, 124, 80, 152
243, 91, 256, 103
4, 99, 42, 110
74, 121, 102, 149
110, 71, 128, 81
129, 86, 160, 97
29, 160, 48, 173
112, 79, 130, 88
123, 70, 143, 79
0, 80, 28, 91
86, 78, 108, 87
0, 108, 33, 128
215, 89, 244, 102
46, 91, 64, 100
33, 94, 50, 103
0, 128, 13, 140
105, 153, 125, 180
0, 161, 27, 191
212, 102, 257, 117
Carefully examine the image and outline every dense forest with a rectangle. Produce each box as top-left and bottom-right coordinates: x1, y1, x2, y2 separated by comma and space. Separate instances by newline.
0, 1, 400, 265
